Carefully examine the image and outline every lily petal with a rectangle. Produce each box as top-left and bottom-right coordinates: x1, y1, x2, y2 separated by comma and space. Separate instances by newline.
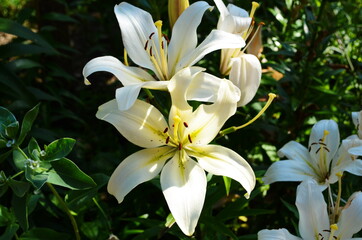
176, 30, 245, 72
192, 144, 255, 198
336, 192, 362, 239
161, 154, 207, 236
213, 0, 228, 20
82, 56, 155, 85
187, 78, 240, 144
218, 7, 250, 34
168, 1, 212, 75
258, 229, 301, 240
96, 99, 168, 148
277, 141, 311, 163
229, 54, 261, 107
296, 180, 330, 240
344, 159, 362, 176
108, 146, 174, 203
262, 160, 318, 185
308, 120, 340, 172
115, 81, 169, 111
114, 2, 158, 71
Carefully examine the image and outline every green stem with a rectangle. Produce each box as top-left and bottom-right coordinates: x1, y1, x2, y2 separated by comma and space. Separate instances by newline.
47, 182, 80, 240
11, 171, 24, 179
92, 197, 112, 230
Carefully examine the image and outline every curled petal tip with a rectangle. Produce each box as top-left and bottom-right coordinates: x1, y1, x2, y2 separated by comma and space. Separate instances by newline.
84, 78, 91, 85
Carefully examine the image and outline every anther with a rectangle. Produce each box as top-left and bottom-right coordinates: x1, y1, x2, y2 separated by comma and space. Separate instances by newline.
188, 134, 193, 143
144, 40, 149, 50
161, 41, 164, 49
163, 127, 168, 133
178, 143, 182, 150
150, 46, 153, 56
183, 122, 188, 128
166, 136, 170, 144
149, 32, 155, 39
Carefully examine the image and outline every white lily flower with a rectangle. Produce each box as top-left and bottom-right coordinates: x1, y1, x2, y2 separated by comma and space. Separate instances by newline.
258, 180, 362, 240
83, 1, 245, 111
229, 54, 261, 107
96, 68, 256, 236
348, 111, 362, 156
263, 120, 341, 188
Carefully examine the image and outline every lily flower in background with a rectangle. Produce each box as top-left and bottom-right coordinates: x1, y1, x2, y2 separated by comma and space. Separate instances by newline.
263, 120, 342, 188
83, 1, 245, 111
96, 68, 256, 236
258, 180, 362, 240
213, 0, 262, 106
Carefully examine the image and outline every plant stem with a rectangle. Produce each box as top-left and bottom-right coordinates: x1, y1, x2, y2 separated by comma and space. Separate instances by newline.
46, 182, 80, 240
92, 197, 112, 230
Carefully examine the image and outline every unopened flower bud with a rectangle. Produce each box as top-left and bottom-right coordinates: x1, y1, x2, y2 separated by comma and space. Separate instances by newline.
168, 0, 189, 29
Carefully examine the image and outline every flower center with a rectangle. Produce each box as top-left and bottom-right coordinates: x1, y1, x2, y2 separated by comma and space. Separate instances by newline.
163, 115, 193, 150
317, 224, 338, 240
308, 130, 331, 181
144, 20, 169, 80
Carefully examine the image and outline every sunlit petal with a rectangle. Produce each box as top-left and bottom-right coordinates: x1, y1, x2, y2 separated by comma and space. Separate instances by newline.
82, 56, 155, 85
277, 141, 311, 163
176, 30, 245, 72
96, 99, 168, 148
114, 2, 158, 71
168, 1, 212, 75
336, 192, 362, 239
108, 146, 174, 203
213, 0, 228, 20
258, 229, 301, 240
296, 180, 329, 240
161, 154, 207, 236
192, 144, 255, 197
229, 54, 261, 107
187, 79, 240, 144
262, 160, 318, 185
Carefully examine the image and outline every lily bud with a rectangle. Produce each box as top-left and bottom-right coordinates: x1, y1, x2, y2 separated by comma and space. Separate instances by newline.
168, 0, 189, 29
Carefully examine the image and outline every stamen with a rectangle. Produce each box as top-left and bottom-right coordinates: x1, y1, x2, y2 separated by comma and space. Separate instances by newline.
150, 46, 153, 56
173, 116, 182, 140
321, 130, 330, 142
163, 127, 168, 133
166, 136, 170, 144
183, 122, 188, 128
149, 32, 155, 39
188, 134, 193, 143
178, 143, 182, 150
144, 40, 149, 50
249, 2, 260, 19
234, 93, 277, 131
328, 224, 338, 240
241, 22, 264, 54
124, 48, 129, 66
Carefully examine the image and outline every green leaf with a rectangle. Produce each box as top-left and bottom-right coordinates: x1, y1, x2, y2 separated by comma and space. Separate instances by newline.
47, 158, 96, 190
0, 106, 17, 139
17, 104, 40, 146
280, 198, 299, 219
223, 176, 231, 196
19, 228, 70, 240
12, 194, 29, 231
13, 148, 28, 171
43, 138, 76, 161
8, 179, 30, 198
5, 121, 19, 139
0, 205, 16, 226
0, 223, 19, 240
0, 150, 12, 164
0, 18, 57, 53
0, 139, 7, 148
25, 165, 48, 189
27, 138, 41, 160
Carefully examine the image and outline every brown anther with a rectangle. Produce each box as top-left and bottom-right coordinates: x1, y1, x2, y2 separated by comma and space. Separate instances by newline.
150, 46, 153, 56
183, 122, 188, 128
162, 34, 169, 43
161, 41, 164, 49
188, 134, 193, 143
178, 143, 182, 150
323, 229, 331, 232
163, 127, 168, 133
149, 32, 155, 39
144, 40, 149, 50
166, 136, 170, 144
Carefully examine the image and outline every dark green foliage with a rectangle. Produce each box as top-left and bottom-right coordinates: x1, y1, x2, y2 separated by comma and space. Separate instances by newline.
0, 0, 361, 239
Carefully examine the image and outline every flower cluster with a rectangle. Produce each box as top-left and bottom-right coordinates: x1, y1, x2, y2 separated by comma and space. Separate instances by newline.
259, 112, 362, 239
84, 0, 266, 236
